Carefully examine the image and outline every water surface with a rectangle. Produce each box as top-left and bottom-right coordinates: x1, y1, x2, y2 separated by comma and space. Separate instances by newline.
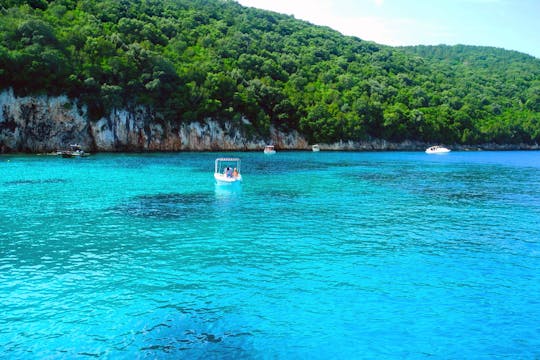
1, 151, 539, 358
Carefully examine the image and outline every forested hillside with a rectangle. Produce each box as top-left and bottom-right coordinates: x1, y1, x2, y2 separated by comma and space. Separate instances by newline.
1, 0, 539, 145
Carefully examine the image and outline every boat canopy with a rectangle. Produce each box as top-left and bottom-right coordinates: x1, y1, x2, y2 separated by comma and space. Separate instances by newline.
215, 158, 241, 174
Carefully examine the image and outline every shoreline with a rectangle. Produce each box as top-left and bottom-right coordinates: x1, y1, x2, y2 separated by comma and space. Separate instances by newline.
3, 146, 540, 156
2, 89, 538, 154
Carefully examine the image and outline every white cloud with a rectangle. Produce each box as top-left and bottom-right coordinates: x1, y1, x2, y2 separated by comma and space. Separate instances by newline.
333, 15, 455, 46
236, 0, 453, 46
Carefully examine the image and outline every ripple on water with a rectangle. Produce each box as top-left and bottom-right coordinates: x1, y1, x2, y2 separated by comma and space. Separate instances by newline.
1, 152, 540, 358
134, 312, 255, 359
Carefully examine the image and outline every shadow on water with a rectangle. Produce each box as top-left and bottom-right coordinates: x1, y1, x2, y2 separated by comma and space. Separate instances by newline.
4, 178, 68, 185
347, 164, 526, 206
109, 185, 247, 220
110, 192, 217, 219
253, 188, 302, 202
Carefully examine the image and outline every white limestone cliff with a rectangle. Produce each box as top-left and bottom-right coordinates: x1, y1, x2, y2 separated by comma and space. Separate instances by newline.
0, 89, 309, 153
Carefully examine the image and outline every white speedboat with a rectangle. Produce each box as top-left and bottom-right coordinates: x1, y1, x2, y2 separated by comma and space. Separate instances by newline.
425, 145, 451, 154
312, 144, 320, 152
264, 145, 276, 155
214, 158, 242, 185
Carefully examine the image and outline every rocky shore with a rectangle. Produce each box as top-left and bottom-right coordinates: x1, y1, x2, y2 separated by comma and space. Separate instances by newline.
1, 89, 538, 153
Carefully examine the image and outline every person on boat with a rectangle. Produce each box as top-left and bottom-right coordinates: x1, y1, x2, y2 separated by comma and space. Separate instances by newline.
232, 168, 239, 178
225, 167, 233, 178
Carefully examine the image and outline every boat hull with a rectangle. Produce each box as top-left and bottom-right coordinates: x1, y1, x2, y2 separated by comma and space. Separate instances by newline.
425, 146, 451, 154
214, 173, 242, 185
59, 149, 89, 158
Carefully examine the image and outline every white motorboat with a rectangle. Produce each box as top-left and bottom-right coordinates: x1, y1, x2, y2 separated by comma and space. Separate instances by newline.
59, 144, 89, 158
264, 145, 276, 155
425, 145, 451, 154
312, 144, 320, 152
214, 158, 242, 185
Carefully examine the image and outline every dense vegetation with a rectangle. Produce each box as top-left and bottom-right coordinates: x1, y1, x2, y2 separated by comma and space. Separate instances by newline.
1, 0, 539, 144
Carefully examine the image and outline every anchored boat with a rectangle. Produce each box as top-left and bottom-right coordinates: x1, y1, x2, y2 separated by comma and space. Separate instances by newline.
425, 145, 451, 154
214, 158, 242, 185
58, 144, 89, 158
264, 145, 276, 155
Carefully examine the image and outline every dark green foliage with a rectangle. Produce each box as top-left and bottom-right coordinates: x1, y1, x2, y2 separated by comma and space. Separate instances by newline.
0, 0, 539, 143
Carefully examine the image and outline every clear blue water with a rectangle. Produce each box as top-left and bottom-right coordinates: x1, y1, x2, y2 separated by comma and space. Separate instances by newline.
1, 151, 539, 359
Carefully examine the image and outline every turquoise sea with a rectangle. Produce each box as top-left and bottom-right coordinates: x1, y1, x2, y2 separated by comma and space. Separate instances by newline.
1, 151, 539, 359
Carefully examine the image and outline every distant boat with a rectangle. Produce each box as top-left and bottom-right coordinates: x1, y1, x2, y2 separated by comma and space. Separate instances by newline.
214, 158, 242, 186
312, 144, 320, 152
58, 144, 89, 158
264, 145, 276, 155
425, 145, 451, 154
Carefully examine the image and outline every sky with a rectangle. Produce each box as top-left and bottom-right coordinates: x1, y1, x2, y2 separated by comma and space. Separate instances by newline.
236, 0, 540, 58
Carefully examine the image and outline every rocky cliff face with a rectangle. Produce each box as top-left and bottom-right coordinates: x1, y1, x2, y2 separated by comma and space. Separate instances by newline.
0, 90, 89, 153
1, 89, 538, 153
0, 89, 308, 153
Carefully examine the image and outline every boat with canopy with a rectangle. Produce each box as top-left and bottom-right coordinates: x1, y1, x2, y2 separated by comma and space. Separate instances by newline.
214, 158, 242, 185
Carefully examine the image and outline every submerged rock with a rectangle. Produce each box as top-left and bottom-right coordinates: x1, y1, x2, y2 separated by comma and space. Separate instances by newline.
111, 193, 215, 219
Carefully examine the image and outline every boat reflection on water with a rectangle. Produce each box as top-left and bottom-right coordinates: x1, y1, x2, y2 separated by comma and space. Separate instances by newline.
214, 182, 242, 203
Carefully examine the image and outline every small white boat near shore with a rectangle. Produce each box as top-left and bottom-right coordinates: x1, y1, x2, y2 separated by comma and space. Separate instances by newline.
425, 145, 451, 154
312, 144, 320, 152
214, 158, 242, 185
264, 145, 276, 155
58, 144, 89, 158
